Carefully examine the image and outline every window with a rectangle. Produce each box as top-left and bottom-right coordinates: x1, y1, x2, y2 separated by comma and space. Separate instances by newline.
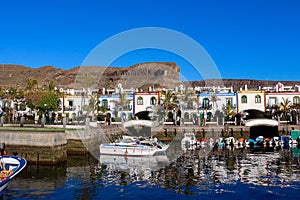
294, 96, 300, 105
102, 99, 108, 109
202, 98, 210, 108
255, 95, 261, 103
68, 100, 73, 107
226, 98, 233, 106
150, 97, 157, 105
241, 95, 247, 103
137, 97, 143, 105
127, 100, 132, 110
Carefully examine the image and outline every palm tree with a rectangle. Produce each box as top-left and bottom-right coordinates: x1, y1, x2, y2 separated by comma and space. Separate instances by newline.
271, 104, 282, 120
182, 89, 196, 109
162, 90, 178, 121
210, 93, 220, 112
280, 97, 291, 119
82, 95, 98, 119
25, 78, 38, 92
76, 73, 96, 116
111, 92, 129, 119
223, 103, 236, 122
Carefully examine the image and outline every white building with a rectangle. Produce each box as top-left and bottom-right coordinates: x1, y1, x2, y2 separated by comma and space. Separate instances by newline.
133, 92, 160, 116
58, 94, 91, 119
198, 92, 238, 114
98, 93, 133, 119
266, 92, 300, 108
237, 90, 266, 113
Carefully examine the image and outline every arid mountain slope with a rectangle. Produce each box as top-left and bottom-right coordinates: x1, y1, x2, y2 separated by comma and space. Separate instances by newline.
0, 64, 299, 90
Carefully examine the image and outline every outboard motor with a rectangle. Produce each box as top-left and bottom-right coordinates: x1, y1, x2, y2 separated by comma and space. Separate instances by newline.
0, 143, 5, 156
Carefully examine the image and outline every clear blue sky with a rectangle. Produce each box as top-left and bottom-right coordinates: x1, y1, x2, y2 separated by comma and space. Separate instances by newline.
1, 0, 300, 81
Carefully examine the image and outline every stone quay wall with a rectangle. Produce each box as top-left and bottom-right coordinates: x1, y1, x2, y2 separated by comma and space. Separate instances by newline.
1, 130, 67, 165
1, 126, 127, 165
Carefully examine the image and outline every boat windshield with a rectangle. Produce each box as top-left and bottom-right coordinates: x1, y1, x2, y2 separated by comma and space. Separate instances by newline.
121, 138, 136, 143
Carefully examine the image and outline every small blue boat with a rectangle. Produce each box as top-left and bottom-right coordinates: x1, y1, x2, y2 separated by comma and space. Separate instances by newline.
0, 155, 27, 194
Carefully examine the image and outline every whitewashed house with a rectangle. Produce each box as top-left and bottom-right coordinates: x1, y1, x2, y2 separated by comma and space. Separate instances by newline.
58, 94, 91, 120
198, 92, 238, 124
133, 92, 160, 117
266, 92, 300, 108
98, 93, 133, 119
237, 90, 265, 113
198, 92, 238, 114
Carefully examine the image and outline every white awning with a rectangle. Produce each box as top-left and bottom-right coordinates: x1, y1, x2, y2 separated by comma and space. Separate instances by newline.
244, 118, 279, 127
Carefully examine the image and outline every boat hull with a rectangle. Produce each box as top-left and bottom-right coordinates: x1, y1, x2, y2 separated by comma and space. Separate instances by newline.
0, 156, 27, 194
100, 144, 168, 156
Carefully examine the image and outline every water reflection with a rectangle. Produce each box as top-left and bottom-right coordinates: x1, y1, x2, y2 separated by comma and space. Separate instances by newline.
97, 146, 300, 192
3, 147, 300, 199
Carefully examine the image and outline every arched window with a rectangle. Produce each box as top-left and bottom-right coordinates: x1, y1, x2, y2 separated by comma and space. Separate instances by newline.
202, 98, 210, 108
255, 95, 261, 103
226, 98, 233, 106
293, 96, 300, 105
241, 95, 247, 103
102, 99, 108, 109
137, 97, 143, 105
150, 97, 157, 105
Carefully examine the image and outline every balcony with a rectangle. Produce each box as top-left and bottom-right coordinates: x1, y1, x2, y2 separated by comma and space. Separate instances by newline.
64, 106, 76, 111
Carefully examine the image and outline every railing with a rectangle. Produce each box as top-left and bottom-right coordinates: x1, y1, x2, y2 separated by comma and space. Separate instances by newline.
64, 106, 76, 111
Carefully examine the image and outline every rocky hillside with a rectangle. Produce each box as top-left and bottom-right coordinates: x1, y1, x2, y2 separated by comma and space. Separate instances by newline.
0, 62, 180, 89
0, 64, 299, 90
0, 64, 79, 88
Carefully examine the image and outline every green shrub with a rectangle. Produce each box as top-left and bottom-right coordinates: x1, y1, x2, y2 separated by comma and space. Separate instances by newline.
97, 114, 105, 121
111, 117, 121, 122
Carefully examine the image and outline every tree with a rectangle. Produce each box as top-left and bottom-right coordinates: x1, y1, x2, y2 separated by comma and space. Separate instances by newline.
111, 92, 129, 118
41, 81, 56, 92
210, 93, 220, 112
25, 78, 38, 91
162, 90, 178, 121
82, 95, 98, 118
280, 97, 291, 119
223, 103, 236, 121
271, 104, 281, 119
36, 91, 60, 116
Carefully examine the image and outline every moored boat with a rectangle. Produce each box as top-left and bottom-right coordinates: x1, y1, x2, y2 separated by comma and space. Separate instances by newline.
0, 155, 27, 194
100, 136, 169, 156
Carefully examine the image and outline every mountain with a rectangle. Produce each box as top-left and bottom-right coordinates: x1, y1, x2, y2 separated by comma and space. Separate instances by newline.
0, 64, 299, 90
0, 64, 79, 88
0, 62, 180, 89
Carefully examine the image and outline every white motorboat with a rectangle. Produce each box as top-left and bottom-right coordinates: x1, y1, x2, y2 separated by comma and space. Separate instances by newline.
100, 136, 169, 156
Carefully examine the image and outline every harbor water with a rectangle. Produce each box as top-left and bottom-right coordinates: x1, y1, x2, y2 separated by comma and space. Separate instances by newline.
3, 146, 300, 200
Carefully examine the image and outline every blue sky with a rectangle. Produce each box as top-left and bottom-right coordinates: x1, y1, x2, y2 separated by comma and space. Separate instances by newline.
0, 0, 300, 81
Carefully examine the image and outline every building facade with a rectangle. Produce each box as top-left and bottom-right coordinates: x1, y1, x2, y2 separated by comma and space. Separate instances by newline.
237, 90, 266, 113
133, 92, 160, 116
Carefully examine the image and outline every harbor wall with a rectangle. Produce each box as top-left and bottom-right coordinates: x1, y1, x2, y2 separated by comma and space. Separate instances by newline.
1, 126, 127, 165
1, 124, 299, 164
0, 130, 67, 165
